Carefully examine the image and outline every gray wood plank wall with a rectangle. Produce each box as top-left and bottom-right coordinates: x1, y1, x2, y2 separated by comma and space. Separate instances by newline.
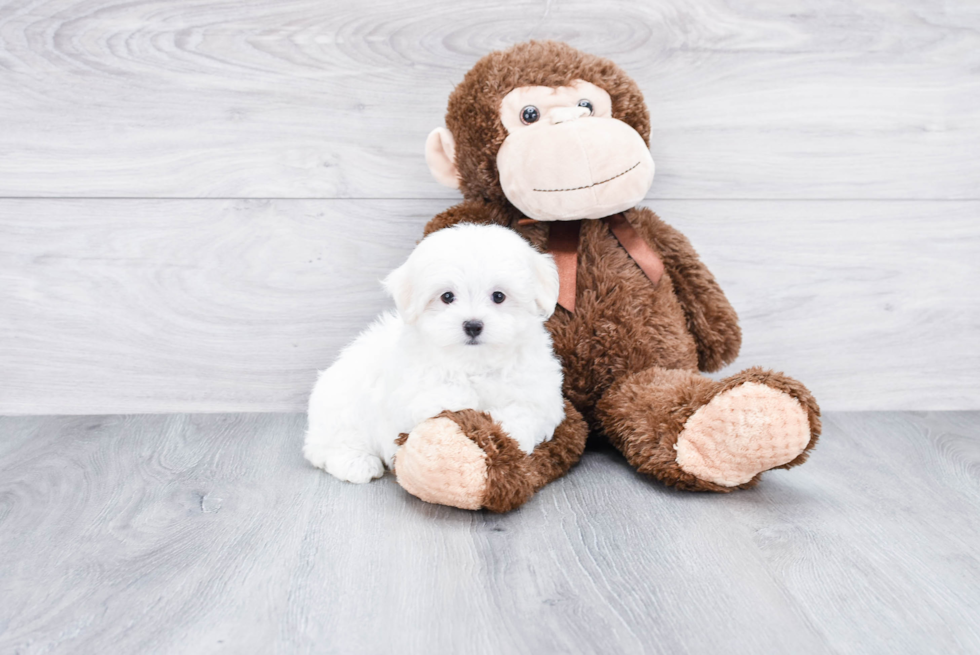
1, 0, 978, 413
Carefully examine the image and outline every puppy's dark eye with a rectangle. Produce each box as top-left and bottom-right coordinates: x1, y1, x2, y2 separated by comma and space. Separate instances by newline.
441, 291, 455, 304
578, 99, 593, 115
492, 291, 506, 304
520, 106, 540, 124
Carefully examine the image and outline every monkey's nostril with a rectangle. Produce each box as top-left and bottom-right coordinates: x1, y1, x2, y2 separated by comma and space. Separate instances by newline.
463, 320, 484, 338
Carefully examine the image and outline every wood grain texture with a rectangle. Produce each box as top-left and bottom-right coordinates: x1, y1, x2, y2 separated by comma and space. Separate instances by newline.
0, 0, 977, 199
0, 411, 977, 654
2, 198, 977, 414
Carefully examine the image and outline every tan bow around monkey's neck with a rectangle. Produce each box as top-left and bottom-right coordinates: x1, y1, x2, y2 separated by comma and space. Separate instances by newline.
520, 213, 664, 313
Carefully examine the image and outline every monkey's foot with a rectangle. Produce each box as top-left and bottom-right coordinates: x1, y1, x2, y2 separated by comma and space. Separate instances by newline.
675, 377, 813, 487
394, 411, 534, 512
394, 416, 489, 510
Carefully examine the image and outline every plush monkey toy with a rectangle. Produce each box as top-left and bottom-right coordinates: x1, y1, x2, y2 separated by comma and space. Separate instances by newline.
393, 41, 820, 512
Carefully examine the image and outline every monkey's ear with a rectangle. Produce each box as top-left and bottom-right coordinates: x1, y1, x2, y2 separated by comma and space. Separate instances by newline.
533, 252, 561, 319
425, 127, 460, 189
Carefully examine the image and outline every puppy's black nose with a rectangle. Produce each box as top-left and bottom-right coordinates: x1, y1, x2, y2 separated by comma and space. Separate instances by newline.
463, 320, 483, 338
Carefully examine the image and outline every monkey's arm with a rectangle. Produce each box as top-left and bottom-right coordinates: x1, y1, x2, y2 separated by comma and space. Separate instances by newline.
627, 206, 742, 373
422, 201, 512, 237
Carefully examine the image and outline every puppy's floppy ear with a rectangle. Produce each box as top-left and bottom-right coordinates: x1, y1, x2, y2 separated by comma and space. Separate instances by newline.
532, 251, 560, 318
383, 261, 423, 324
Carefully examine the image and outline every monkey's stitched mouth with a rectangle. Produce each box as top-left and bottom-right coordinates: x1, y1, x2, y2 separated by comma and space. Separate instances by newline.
533, 161, 641, 193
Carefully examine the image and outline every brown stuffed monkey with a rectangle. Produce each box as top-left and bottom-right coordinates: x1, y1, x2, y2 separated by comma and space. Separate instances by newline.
393, 41, 821, 512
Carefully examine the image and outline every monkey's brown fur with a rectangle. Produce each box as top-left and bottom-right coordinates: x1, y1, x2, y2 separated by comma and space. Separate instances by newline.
405, 41, 820, 511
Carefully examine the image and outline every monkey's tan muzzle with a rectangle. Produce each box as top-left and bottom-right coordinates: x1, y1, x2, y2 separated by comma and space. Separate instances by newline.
497, 117, 654, 221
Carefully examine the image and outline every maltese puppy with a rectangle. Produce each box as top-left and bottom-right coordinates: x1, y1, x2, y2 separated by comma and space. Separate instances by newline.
304, 223, 565, 483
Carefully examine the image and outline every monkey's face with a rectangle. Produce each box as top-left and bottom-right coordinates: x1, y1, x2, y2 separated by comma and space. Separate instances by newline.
494, 80, 654, 221
426, 44, 655, 219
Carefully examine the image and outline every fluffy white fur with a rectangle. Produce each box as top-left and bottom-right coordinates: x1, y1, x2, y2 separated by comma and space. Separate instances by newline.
304, 224, 565, 484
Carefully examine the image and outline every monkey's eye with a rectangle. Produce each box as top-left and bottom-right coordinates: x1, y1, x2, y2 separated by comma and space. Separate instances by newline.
578, 99, 594, 115
520, 106, 540, 125
492, 291, 506, 304
441, 291, 455, 304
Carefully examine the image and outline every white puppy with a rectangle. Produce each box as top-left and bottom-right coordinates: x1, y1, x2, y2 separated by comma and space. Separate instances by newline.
304, 223, 565, 483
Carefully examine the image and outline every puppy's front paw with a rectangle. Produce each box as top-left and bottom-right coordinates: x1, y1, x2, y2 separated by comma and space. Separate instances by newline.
305, 447, 384, 484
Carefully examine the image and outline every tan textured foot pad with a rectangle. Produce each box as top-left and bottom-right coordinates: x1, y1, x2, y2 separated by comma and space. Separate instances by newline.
675, 382, 811, 487
394, 417, 488, 510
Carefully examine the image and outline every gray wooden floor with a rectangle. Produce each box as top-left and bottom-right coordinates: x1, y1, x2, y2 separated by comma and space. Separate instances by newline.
1, 412, 978, 654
